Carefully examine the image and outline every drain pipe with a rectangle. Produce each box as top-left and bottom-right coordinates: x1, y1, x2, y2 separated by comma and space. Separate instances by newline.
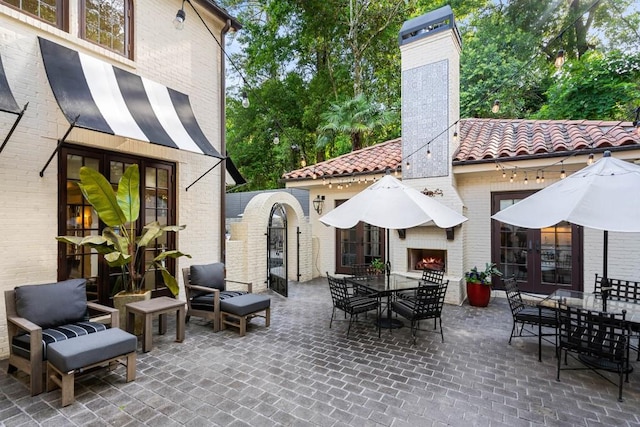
220, 18, 232, 264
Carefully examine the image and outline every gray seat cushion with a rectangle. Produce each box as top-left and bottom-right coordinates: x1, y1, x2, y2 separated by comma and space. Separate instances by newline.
47, 328, 137, 372
12, 321, 108, 360
191, 290, 248, 312
220, 294, 270, 317
15, 279, 87, 329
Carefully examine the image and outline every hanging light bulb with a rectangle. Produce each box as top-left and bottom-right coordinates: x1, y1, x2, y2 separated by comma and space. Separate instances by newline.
587, 153, 594, 165
426, 147, 432, 159
273, 132, 280, 145
541, 171, 545, 183
495, 163, 499, 171
524, 172, 528, 185
329, 181, 332, 189
300, 155, 307, 167
241, 91, 250, 108
560, 161, 566, 179
554, 49, 565, 69
536, 171, 540, 184
502, 170, 506, 179
322, 177, 326, 186
513, 168, 517, 179
173, 1, 186, 30
453, 129, 458, 141
509, 171, 514, 183
405, 160, 411, 170
394, 169, 399, 177
492, 100, 500, 114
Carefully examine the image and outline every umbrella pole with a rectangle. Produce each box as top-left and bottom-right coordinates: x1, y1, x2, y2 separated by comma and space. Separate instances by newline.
385, 228, 390, 290
603, 230, 609, 283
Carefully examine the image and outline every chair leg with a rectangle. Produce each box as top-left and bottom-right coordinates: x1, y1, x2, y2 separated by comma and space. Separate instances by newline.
330, 307, 336, 329
508, 322, 517, 344
438, 317, 444, 343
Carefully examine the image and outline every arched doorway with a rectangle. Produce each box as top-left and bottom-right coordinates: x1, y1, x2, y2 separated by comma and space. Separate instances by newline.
267, 203, 287, 297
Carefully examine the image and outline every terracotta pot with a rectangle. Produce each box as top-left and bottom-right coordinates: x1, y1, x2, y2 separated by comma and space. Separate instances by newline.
113, 290, 151, 334
466, 281, 491, 307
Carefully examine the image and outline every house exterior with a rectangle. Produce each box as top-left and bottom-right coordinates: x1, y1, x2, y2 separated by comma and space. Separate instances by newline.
0, 0, 240, 358
282, 6, 640, 305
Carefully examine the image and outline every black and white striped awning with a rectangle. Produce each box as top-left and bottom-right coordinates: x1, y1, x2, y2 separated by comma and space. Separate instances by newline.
38, 37, 223, 159
0, 55, 21, 115
0, 54, 27, 155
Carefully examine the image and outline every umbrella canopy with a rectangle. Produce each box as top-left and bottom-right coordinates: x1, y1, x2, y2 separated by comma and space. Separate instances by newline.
492, 152, 640, 232
319, 174, 467, 230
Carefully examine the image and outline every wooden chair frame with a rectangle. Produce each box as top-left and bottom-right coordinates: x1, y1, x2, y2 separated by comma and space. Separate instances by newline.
182, 267, 253, 332
4, 289, 118, 396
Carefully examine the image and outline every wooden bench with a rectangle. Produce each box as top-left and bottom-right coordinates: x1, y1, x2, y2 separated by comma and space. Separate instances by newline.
46, 328, 137, 406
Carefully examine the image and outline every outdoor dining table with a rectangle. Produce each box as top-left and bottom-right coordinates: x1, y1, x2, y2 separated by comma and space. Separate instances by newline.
345, 273, 420, 330
537, 289, 640, 364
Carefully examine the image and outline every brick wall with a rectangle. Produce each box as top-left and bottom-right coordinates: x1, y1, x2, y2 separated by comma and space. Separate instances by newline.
0, 0, 226, 358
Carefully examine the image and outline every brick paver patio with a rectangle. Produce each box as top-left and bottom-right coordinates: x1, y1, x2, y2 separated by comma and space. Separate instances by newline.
1, 278, 639, 426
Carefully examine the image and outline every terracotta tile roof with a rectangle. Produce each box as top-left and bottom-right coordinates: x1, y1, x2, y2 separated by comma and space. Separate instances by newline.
282, 138, 402, 180
453, 118, 640, 163
282, 120, 640, 180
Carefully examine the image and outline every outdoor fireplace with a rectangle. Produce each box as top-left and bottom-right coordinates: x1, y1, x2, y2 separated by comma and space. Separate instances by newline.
408, 249, 446, 272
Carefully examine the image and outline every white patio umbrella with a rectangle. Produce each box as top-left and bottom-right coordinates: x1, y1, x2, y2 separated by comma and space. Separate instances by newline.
491, 151, 640, 281
319, 174, 467, 284
319, 174, 468, 230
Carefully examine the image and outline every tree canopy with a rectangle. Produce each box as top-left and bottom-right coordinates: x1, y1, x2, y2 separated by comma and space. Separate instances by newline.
220, 0, 640, 191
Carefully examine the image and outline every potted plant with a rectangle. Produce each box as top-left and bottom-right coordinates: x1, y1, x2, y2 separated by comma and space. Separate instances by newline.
56, 165, 190, 329
371, 258, 386, 275
465, 263, 502, 307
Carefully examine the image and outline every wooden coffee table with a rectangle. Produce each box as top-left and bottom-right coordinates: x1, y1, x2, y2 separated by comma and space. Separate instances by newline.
125, 297, 186, 353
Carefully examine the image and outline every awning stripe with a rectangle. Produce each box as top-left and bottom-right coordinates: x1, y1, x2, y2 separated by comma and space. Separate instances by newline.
0, 55, 20, 115
39, 37, 223, 159
142, 77, 202, 153
169, 89, 222, 157
79, 54, 148, 142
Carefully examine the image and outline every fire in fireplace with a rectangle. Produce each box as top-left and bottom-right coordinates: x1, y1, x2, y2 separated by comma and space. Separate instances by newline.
408, 249, 446, 272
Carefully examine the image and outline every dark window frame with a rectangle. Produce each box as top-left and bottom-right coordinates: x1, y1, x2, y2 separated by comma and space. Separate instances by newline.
1, 0, 69, 30
78, 0, 134, 59
58, 144, 176, 305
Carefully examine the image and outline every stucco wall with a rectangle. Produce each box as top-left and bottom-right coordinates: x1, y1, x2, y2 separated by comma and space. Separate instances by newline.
0, 1, 226, 358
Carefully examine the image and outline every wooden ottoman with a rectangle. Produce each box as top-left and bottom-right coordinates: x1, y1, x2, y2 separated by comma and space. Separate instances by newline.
46, 328, 137, 406
220, 294, 271, 336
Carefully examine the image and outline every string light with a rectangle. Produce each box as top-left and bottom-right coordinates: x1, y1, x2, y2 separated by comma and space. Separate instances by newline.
492, 100, 500, 114
273, 132, 280, 145
560, 161, 566, 179
426, 147, 432, 159
241, 91, 250, 108
502, 170, 506, 179
513, 167, 517, 179
300, 155, 307, 167
509, 171, 514, 183
541, 171, 545, 183
524, 172, 528, 185
405, 160, 411, 170
536, 170, 540, 184
587, 153, 594, 165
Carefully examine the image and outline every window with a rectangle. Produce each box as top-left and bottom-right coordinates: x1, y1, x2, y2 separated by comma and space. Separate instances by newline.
59, 147, 176, 304
2, 0, 68, 29
80, 0, 132, 58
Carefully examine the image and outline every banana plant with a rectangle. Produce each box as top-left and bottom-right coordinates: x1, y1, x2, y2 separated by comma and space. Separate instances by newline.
56, 165, 190, 296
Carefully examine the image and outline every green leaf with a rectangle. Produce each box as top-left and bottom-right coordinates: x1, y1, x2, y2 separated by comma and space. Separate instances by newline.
105, 251, 131, 267
153, 250, 191, 263
78, 167, 127, 227
138, 222, 162, 248
117, 165, 140, 223
160, 267, 179, 296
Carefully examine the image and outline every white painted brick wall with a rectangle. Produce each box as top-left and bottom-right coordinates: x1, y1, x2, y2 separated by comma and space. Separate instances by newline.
0, 1, 227, 358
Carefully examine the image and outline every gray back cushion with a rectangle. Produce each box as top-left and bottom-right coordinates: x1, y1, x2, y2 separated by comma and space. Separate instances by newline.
190, 263, 225, 291
15, 279, 87, 329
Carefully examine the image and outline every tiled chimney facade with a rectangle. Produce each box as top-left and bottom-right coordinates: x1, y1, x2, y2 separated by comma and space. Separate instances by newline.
397, 6, 466, 304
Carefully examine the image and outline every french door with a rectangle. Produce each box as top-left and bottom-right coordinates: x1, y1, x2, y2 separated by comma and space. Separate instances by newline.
334, 201, 385, 274
492, 192, 583, 294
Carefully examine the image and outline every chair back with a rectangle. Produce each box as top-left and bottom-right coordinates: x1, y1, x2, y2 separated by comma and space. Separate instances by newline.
414, 280, 448, 319
327, 274, 349, 310
420, 267, 445, 285
504, 277, 525, 316
350, 264, 378, 280
557, 305, 628, 363
595, 274, 640, 302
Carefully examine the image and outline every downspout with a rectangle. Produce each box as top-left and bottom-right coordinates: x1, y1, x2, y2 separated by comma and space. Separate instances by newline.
220, 19, 231, 263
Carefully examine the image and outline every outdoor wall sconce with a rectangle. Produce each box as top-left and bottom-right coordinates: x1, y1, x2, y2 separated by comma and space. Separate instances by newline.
313, 195, 325, 215
397, 229, 406, 239
422, 188, 443, 197
446, 227, 455, 241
